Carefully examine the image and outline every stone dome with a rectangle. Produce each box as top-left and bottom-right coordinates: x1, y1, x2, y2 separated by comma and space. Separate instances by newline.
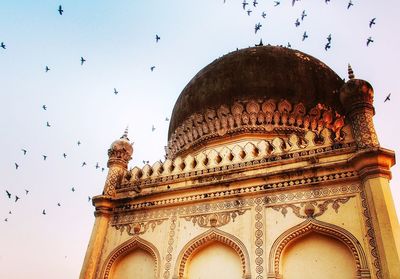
168, 46, 345, 139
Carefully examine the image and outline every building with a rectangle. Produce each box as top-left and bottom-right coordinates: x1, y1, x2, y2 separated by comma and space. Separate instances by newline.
80, 46, 400, 279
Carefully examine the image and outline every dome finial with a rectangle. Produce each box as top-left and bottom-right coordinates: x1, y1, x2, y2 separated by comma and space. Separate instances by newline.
348, 63, 355, 79
120, 126, 129, 140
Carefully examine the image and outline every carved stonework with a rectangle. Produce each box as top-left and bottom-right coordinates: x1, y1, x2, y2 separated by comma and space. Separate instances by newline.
351, 113, 379, 149
167, 99, 346, 158
104, 168, 123, 196
269, 197, 353, 219
182, 209, 248, 228
163, 215, 177, 279
113, 219, 166, 235
254, 197, 264, 279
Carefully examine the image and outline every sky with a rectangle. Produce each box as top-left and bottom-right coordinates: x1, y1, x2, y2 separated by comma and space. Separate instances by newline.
0, 1, 399, 278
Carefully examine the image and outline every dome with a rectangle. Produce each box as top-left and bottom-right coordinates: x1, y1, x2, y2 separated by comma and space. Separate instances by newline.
166, 46, 347, 158
169, 46, 345, 138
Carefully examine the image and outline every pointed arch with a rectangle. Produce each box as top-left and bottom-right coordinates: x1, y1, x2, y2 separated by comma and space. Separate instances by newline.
173, 228, 251, 279
267, 218, 370, 279
101, 236, 161, 279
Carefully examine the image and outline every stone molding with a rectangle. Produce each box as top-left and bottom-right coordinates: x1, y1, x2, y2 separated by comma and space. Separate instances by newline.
173, 228, 251, 279
100, 236, 161, 279
182, 208, 249, 228
267, 218, 370, 278
167, 99, 346, 158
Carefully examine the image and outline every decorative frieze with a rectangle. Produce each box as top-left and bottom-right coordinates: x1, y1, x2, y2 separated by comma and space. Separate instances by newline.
182, 209, 249, 228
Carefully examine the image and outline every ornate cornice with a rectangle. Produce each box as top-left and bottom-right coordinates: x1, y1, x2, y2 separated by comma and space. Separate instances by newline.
182, 209, 249, 228
167, 99, 346, 159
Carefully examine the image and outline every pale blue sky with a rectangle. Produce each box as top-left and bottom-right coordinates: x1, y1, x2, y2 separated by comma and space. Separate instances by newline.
1, 1, 399, 278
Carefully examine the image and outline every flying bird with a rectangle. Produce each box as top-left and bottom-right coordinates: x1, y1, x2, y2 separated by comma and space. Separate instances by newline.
15, 163, 19, 170
101, 167, 105, 172
21, 149, 27, 155
46, 121, 51, 127
4, 218, 7, 222
253, 0, 258, 7
274, 1, 280, 6
57, 202, 61, 206
63, 153, 67, 158
152, 125, 156, 132
301, 10, 307, 21
0, 42, 5, 49
45, 66, 50, 72
261, 11, 266, 18
366, 36, 374, 46
247, 10, 252, 16
42, 155, 47, 160
143, 160, 149, 164
71, 187, 75, 192
77, 140, 81, 146
58, 5, 63, 15
15, 195, 20, 202
42, 105, 47, 110
384, 93, 391, 102
165, 117, 170, 121
150, 66, 155, 72
242, 0, 248, 10
25, 189, 29, 195
42, 209, 46, 215
347, 0, 353, 9
6, 190, 11, 199
292, 0, 300, 6
82, 162, 86, 167
95, 162, 99, 169
155, 34, 160, 42
325, 42, 331, 51
325, 0, 330, 3
295, 18, 300, 27
80, 57, 86, 65
88, 196, 91, 202
369, 18, 376, 28
302, 31, 308, 41
114, 88, 118, 95
255, 23, 262, 33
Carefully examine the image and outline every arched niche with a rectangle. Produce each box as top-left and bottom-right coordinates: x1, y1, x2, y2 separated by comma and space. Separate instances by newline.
267, 219, 370, 279
173, 228, 251, 279
101, 236, 161, 279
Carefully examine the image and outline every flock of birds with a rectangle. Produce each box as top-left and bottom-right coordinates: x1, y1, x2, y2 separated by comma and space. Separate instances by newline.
1, 2, 392, 224
1, 4, 169, 223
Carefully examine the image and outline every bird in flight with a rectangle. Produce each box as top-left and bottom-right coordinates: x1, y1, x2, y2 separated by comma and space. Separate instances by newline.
95, 162, 99, 169
46, 121, 51, 127
80, 57, 86, 65
58, 5, 63, 15
369, 18, 376, 28
247, 10, 252, 16
155, 34, 160, 42
0, 42, 5, 49
253, 0, 258, 7
101, 167, 105, 172
42, 209, 46, 215
88, 196, 91, 202
302, 31, 308, 41
143, 160, 149, 164
77, 140, 81, 146
242, 0, 248, 10
45, 66, 50, 72
384, 93, 391, 102
295, 19, 300, 27
347, 0, 353, 9
25, 189, 29, 195
301, 10, 307, 21
261, 11, 266, 18
71, 187, 75, 192
292, 0, 300, 6
63, 153, 67, 158
15, 163, 19, 170
327, 34, 332, 43
15, 195, 20, 202
152, 125, 156, 132
165, 117, 170, 121
6, 190, 11, 199
366, 36, 374, 46
42, 155, 47, 161
150, 66, 155, 72
4, 218, 8, 222
325, 0, 330, 3
274, 1, 280, 6
325, 42, 331, 51
57, 202, 61, 206
21, 149, 27, 155
42, 105, 47, 110
255, 23, 262, 33
114, 88, 118, 95
82, 162, 87, 167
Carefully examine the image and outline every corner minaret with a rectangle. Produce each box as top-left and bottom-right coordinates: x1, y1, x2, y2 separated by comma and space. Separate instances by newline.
103, 127, 133, 196
340, 64, 379, 149
80, 129, 133, 279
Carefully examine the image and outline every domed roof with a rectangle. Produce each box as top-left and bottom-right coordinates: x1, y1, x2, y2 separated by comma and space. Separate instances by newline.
168, 46, 345, 139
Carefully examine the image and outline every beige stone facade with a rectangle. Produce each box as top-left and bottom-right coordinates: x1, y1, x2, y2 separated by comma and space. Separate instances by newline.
80, 46, 400, 279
